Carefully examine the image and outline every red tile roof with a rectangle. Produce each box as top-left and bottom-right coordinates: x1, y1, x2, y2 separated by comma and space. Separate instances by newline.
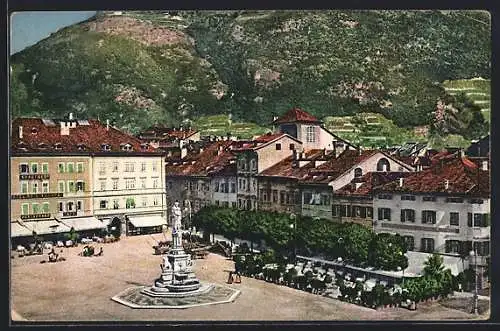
231, 133, 301, 151
166, 140, 237, 177
301, 149, 378, 184
139, 126, 198, 141
258, 149, 330, 179
335, 171, 411, 197
11, 118, 160, 154
375, 156, 490, 196
254, 132, 286, 143
273, 107, 321, 124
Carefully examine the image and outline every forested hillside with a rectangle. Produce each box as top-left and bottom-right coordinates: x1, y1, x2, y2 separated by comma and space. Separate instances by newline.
10, 10, 490, 142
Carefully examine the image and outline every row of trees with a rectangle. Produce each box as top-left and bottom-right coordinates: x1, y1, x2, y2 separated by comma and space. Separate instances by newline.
192, 206, 408, 271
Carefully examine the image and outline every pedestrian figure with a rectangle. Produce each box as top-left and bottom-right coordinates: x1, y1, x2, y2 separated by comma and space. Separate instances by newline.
48, 247, 58, 262
234, 264, 242, 284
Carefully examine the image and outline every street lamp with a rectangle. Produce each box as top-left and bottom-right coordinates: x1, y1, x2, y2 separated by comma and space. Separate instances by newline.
289, 213, 297, 263
337, 237, 344, 263
397, 250, 405, 288
397, 266, 405, 288
469, 248, 479, 315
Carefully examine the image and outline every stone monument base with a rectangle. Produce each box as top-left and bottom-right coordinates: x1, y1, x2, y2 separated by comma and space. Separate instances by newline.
141, 282, 214, 298
111, 284, 240, 309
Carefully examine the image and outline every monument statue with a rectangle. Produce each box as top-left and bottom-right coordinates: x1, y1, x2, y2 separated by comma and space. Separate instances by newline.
172, 201, 183, 233
171, 201, 184, 248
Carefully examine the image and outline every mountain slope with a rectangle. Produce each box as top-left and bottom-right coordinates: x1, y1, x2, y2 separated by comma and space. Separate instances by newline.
10, 10, 490, 140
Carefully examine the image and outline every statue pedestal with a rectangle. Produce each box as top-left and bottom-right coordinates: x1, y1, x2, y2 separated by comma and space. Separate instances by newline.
147, 229, 202, 295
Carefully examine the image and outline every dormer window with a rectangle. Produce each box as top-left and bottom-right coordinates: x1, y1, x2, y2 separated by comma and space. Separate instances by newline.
54, 143, 63, 151
31, 127, 38, 135
140, 143, 149, 150
17, 141, 28, 148
101, 143, 111, 152
121, 143, 133, 151
77, 143, 87, 151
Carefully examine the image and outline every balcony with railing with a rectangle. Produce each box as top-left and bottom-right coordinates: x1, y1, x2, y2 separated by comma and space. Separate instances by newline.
20, 213, 51, 220
11, 192, 63, 200
19, 173, 50, 180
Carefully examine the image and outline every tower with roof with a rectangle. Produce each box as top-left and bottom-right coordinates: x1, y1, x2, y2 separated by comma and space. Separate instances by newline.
272, 107, 355, 155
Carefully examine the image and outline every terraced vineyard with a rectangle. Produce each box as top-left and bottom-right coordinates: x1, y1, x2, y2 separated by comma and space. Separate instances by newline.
324, 113, 425, 148
443, 78, 491, 123
194, 114, 270, 139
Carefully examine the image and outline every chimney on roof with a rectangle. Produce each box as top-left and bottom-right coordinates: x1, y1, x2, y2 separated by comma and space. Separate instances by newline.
399, 177, 404, 187
18, 126, 23, 139
444, 179, 449, 190
106, 119, 110, 131
60, 121, 70, 135
181, 147, 188, 159
69, 113, 73, 120
482, 160, 488, 171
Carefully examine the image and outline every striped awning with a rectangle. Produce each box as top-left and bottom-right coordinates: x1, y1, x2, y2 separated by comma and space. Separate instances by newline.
21, 219, 72, 235
128, 215, 167, 228
60, 216, 108, 231
11, 222, 33, 238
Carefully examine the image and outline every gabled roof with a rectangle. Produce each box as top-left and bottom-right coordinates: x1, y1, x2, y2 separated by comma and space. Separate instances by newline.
138, 126, 198, 141
334, 171, 411, 197
300, 149, 413, 185
231, 133, 302, 152
11, 117, 160, 154
319, 125, 358, 150
374, 156, 490, 196
273, 107, 322, 124
258, 149, 331, 179
300, 149, 376, 184
166, 140, 237, 177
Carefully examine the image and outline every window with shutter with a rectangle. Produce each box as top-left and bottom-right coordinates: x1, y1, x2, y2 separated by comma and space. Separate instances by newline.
422, 210, 436, 224
367, 207, 373, 218
360, 207, 367, 218
341, 205, 347, 217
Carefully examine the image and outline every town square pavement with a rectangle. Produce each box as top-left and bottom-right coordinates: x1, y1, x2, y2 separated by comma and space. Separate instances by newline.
11, 231, 488, 322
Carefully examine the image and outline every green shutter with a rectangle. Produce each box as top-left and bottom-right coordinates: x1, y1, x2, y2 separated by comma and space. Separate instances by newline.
483, 214, 490, 227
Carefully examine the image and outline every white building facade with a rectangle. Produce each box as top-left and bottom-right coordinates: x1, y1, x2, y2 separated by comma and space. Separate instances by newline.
92, 155, 167, 235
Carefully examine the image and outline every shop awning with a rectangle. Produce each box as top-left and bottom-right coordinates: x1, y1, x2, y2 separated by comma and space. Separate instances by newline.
11, 222, 33, 238
128, 215, 167, 228
60, 216, 109, 231
21, 219, 72, 235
